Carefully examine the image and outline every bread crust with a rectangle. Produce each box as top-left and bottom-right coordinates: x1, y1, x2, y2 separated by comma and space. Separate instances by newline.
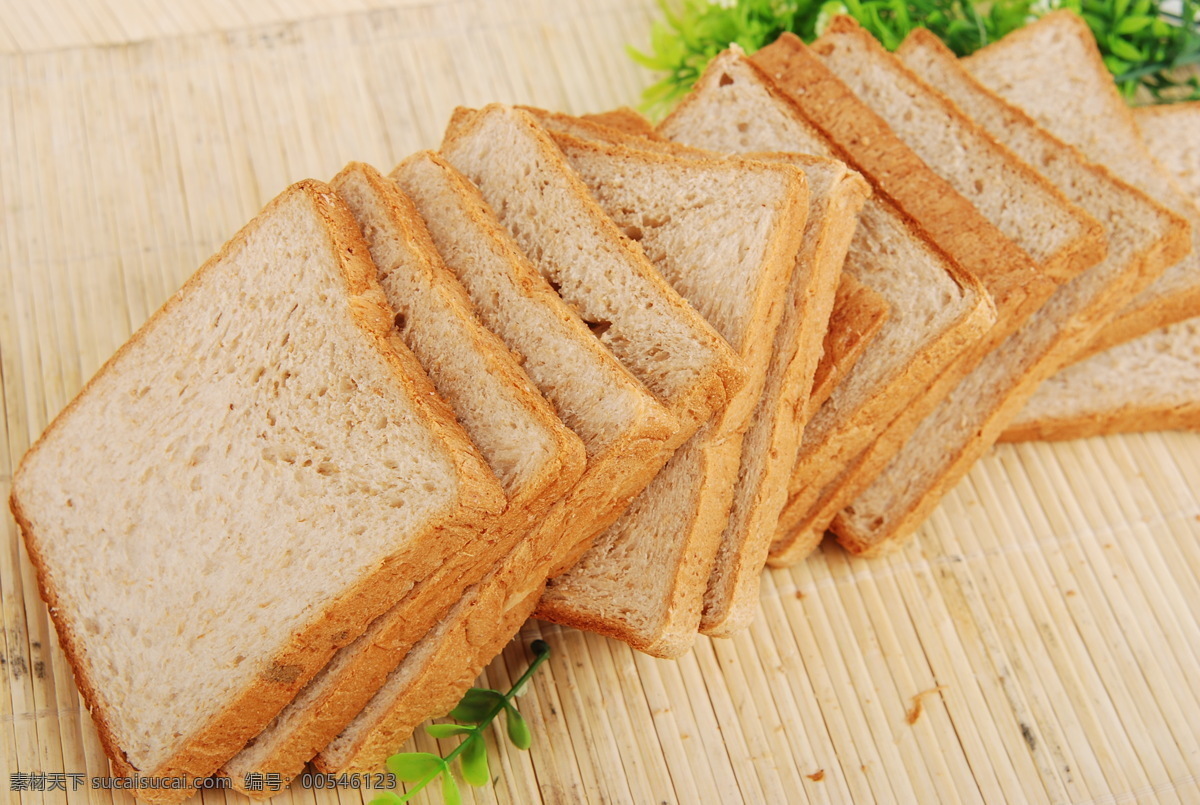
580, 107, 658, 138
808, 275, 889, 417
9, 180, 507, 802
1000, 403, 1200, 442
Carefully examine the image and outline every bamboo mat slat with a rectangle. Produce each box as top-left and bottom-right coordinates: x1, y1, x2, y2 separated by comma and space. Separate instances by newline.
2, 1, 1199, 803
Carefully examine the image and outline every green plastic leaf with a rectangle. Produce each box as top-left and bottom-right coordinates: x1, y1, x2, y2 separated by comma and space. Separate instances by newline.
460, 733, 491, 787
441, 772, 462, 805
386, 752, 445, 783
449, 688, 505, 723
425, 723, 476, 739
504, 703, 533, 750
368, 793, 405, 805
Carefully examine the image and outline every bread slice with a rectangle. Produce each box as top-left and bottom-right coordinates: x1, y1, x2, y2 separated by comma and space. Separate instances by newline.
440, 105, 743, 491
660, 46, 997, 566
696, 152, 869, 636
313, 100, 753, 768
1137, 103, 1200, 197
749, 24, 1110, 557
221, 163, 587, 793
519, 108, 877, 637
823, 29, 1187, 556
582, 107, 657, 137
8, 181, 507, 801
809, 274, 889, 418
1001, 318, 1200, 440
1003, 102, 1200, 441
533, 135, 811, 655
964, 10, 1200, 354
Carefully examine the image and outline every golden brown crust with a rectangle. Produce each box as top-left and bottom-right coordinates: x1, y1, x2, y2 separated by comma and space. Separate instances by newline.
581, 107, 658, 138
10, 181, 507, 802
999, 403, 1200, 442
815, 17, 1108, 286
809, 274, 889, 416
753, 31, 1054, 319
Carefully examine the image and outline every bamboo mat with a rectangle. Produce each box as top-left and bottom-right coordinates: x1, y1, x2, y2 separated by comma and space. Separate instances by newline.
2, 1, 1199, 803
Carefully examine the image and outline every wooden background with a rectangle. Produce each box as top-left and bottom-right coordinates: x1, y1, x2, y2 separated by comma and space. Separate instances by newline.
2, 1, 1198, 802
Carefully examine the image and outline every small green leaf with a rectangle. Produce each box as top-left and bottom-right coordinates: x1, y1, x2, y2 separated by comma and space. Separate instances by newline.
1114, 15, 1153, 35
449, 688, 505, 723
504, 703, 533, 750
460, 733, 491, 787
1109, 37, 1147, 62
441, 772, 462, 805
386, 752, 444, 782
425, 723, 476, 738
368, 793, 405, 805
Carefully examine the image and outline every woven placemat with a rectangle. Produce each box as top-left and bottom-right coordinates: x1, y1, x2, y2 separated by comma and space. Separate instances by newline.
2, 2, 1198, 802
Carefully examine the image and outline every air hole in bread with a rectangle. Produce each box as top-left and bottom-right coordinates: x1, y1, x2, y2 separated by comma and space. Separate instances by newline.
622, 225, 643, 241
719, 72, 734, 87
586, 319, 612, 338
393, 311, 407, 331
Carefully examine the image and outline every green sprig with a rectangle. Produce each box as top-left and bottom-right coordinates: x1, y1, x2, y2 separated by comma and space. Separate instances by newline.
631, 0, 1200, 117
369, 639, 551, 805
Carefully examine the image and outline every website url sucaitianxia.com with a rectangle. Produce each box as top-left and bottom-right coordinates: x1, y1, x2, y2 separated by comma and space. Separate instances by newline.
9, 772, 397, 792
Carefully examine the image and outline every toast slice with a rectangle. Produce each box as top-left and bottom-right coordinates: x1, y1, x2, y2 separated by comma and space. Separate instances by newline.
964, 10, 1200, 354
750, 25, 1109, 557
1001, 318, 1200, 440
696, 152, 869, 636
660, 46, 997, 566
441, 105, 743, 477
1003, 102, 1200, 441
8, 181, 507, 801
240, 150, 679, 784
809, 274, 889, 418
313, 103, 750, 770
533, 135, 812, 655
221, 163, 588, 793
512, 110, 884, 631
825, 29, 1187, 556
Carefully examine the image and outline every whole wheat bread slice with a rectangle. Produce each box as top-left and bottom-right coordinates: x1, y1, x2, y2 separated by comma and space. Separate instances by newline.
314, 104, 749, 769
824, 28, 1186, 556
696, 151, 869, 636
1004, 102, 1200, 441
8, 181, 506, 801
750, 24, 1109, 558
221, 162, 587, 793
533, 134, 812, 655
522, 108, 879, 636
964, 10, 1200, 355
660, 46, 997, 566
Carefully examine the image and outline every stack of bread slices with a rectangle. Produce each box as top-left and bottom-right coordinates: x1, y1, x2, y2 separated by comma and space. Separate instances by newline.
9, 10, 1199, 799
